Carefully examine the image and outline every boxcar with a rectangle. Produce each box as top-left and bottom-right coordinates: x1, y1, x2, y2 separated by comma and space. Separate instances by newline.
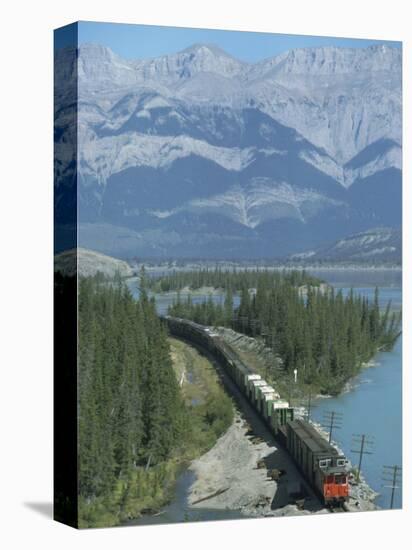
163, 316, 294, 435
286, 419, 349, 505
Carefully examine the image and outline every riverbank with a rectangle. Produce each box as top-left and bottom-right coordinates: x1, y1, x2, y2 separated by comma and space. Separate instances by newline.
309, 419, 378, 512
184, 326, 380, 517
127, 332, 381, 525
82, 337, 235, 529
188, 411, 326, 518
135, 263, 401, 274
188, 410, 378, 517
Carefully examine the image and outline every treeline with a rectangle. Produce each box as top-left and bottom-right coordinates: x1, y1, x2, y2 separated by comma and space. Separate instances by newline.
77, 274, 233, 527
78, 276, 188, 526
148, 267, 321, 293
168, 273, 401, 395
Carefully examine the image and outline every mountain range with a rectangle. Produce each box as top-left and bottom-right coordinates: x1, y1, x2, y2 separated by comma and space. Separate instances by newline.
54, 42, 402, 259
290, 227, 402, 264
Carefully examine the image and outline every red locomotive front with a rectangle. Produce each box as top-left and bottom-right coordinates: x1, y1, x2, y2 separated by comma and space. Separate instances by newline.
323, 472, 349, 504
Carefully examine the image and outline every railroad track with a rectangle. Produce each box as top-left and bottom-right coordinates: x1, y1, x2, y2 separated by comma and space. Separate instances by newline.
329, 504, 349, 513
164, 316, 351, 513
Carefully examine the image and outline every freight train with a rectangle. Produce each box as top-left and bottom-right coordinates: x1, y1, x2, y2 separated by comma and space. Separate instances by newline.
164, 315, 350, 507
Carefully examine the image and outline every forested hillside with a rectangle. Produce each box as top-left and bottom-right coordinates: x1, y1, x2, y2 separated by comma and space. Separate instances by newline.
168, 271, 401, 395
77, 275, 233, 527
78, 277, 186, 525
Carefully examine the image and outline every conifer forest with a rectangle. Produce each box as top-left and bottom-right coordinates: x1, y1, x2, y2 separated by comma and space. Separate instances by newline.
167, 269, 401, 395
77, 275, 232, 526
73, 268, 401, 525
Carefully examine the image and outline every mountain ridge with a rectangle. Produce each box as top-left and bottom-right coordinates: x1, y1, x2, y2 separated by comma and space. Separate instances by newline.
54, 41, 402, 259
290, 227, 401, 264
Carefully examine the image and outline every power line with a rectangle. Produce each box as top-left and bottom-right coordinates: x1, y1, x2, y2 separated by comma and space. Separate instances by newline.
322, 410, 343, 443
382, 465, 402, 509
351, 434, 374, 482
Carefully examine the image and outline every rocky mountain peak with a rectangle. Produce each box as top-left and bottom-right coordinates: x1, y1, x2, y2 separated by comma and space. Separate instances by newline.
254, 44, 401, 80
132, 42, 246, 82
55, 40, 402, 259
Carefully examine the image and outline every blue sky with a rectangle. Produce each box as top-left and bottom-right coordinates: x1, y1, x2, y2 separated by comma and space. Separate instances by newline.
58, 21, 402, 62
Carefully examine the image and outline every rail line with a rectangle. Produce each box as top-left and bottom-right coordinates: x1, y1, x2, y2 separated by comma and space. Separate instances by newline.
163, 316, 351, 509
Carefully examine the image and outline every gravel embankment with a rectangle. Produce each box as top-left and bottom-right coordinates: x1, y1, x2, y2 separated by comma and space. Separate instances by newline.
298, 414, 378, 512
188, 410, 377, 516
185, 329, 378, 517
188, 410, 327, 518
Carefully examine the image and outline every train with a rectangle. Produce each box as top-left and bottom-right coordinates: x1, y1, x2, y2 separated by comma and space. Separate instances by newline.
163, 315, 350, 507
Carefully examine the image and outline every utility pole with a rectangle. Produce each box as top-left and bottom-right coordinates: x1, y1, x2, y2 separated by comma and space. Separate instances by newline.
287, 367, 299, 408
306, 388, 312, 421
351, 434, 374, 482
322, 410, 343, 444
382, 465, 402, 509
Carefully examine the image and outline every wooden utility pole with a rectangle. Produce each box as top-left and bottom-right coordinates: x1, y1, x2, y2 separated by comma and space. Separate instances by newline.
351, 434, 374, 482
382, 465, 402, 509
322, 410, 343, 443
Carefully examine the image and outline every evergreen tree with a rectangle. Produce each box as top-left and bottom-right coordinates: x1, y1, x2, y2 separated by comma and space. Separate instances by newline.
167, 269, 401, 395
78, 276, 186, 500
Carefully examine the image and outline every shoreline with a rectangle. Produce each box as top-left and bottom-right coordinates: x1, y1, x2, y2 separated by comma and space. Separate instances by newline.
187, 411, 326, 518
309, 418, 379, 512
183, 325, 383, 517
187, 410, 378, 517
134, 264, 402, 273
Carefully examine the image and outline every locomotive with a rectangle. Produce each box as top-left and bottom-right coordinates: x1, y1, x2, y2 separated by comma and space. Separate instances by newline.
163, 315, 349, 507
284, 420, 349, 505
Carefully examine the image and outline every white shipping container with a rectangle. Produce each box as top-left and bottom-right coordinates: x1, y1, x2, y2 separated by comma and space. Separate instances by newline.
261, 387, 280, 399
246, 374, 261, 381
257, 385, 272, 397
251, 380, 267, 388
263, 392, 276, 401
272, 400, 290, 409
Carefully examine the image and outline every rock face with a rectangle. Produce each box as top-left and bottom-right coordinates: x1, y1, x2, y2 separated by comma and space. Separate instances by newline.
55, 42, 402, 259
54, 248, 133, 278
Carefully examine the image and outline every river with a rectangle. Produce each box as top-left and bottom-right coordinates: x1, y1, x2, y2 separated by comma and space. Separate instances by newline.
127, 267, 402, 520
307, 270, 402, 510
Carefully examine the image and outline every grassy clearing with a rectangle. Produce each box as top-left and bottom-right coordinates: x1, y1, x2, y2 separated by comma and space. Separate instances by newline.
168, 337, 234, 455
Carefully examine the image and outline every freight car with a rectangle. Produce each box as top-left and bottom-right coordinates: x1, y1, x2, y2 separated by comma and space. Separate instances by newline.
163, 316, 349, 507
284, 420, 349, 505
164, 316, 294, 435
